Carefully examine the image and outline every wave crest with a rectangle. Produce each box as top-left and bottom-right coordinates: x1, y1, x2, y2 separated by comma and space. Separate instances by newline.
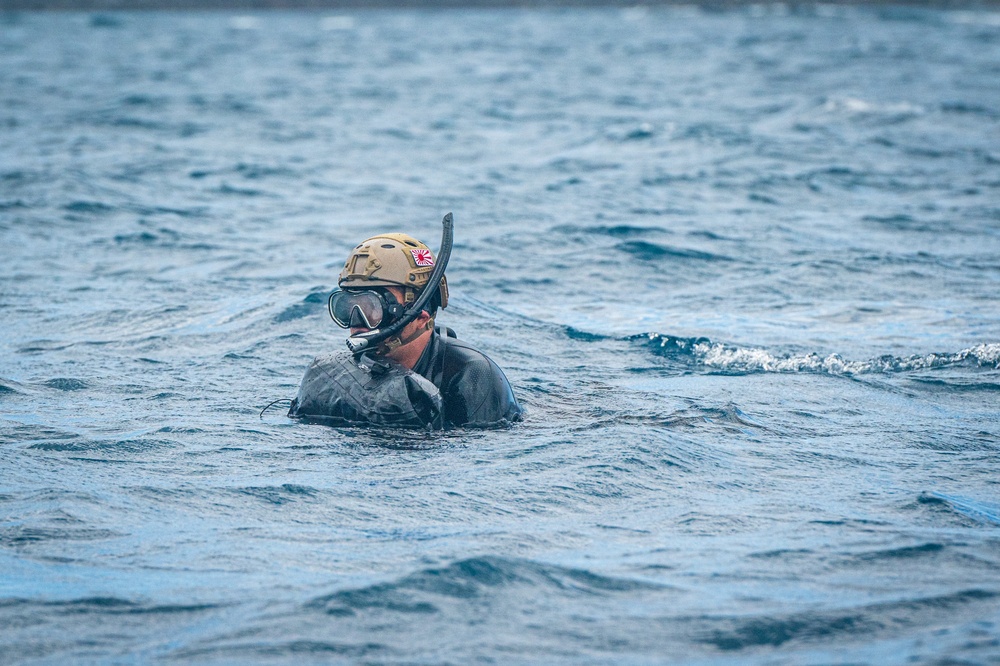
307, 556, 662, 617
637, 334, 1000, 375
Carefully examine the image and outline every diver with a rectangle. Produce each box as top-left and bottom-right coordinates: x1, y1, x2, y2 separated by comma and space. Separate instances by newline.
288, 214, 523, 429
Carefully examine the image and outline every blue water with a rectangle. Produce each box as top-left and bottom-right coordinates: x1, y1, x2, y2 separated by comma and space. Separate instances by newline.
2, 6, 1000, 663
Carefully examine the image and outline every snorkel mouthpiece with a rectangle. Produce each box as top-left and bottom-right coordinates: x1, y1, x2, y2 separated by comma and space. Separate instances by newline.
346, 335, 371, 354
346, 213, 454, 356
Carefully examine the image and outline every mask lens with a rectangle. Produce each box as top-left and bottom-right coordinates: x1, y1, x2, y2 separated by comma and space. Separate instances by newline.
328, 290, 384, 329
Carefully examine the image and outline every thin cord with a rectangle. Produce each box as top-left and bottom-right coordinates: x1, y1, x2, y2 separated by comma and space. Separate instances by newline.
260, 398, 293, 419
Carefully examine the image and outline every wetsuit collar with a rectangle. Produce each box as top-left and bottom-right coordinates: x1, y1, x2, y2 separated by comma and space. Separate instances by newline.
411, 330, 441, 382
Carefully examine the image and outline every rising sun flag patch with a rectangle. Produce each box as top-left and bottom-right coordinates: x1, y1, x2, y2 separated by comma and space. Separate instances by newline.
411, 249, 434, 266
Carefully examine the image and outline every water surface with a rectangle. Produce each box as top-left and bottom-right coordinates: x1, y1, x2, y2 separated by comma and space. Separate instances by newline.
2, 6, 1000, 663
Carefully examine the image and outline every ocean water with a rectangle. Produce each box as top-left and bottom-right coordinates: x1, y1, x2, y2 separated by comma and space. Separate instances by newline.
2, 5, 1000, 663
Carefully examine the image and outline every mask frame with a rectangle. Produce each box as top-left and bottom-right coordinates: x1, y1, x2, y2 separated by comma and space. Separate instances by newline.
328, 289, 405, 330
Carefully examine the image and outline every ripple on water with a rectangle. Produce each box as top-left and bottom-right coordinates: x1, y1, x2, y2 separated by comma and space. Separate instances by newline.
614, 240, 731, 262
698, 589, 1000, 652
42, 378, 89, 391
235, 484, 321, 506
0, 526, 123, 547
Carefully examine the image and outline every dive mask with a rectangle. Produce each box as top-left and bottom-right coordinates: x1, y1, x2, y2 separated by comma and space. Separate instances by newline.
328, 289, 405, 330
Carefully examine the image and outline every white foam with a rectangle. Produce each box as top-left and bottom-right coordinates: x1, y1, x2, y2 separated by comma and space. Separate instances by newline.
969, 342, 1000, 366
825, 97, 924, 116
685, 340, 1000, 375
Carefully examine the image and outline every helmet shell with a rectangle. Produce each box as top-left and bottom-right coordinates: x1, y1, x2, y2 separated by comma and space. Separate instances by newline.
338, 233, 448, 308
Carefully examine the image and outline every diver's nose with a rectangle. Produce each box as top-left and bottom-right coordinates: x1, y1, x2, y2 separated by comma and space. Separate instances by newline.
349, 305, 369, 330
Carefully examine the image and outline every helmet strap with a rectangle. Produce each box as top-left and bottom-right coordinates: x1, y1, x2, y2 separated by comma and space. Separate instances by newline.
374, 316, 435, 356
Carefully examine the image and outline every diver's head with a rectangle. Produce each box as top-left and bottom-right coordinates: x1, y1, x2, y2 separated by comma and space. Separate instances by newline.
329, 233, 449, 358
337, 233, 448, 316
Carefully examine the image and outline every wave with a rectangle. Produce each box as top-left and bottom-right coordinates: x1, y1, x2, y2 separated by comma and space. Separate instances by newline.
272, 289, 328, 323
307, 556, 663, 617
41, 378, 89, 392
235, 484, 320, 505
633, 333, 1000, 376
699, 589, 999, 651
614, 240, 731, 262
575, 403, 760, 435
0, 526, 122, 547
919, 492, 1000, 525
0, 378, 21, 395
0, 596, 221, 615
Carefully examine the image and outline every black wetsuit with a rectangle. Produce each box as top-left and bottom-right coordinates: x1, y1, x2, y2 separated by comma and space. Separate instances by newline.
412, 329, 522, 428
288, 328, 522, 429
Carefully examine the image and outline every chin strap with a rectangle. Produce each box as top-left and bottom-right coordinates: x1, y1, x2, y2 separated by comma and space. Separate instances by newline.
373, 318, 435, 356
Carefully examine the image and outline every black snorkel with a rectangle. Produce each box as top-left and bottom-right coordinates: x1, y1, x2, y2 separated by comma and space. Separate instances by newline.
346, 213, 454, 356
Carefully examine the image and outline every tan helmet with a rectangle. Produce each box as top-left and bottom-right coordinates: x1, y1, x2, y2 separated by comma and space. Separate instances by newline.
338, 233, 449, 309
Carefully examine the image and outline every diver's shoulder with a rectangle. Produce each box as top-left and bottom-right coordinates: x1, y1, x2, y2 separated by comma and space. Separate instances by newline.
308, 351, 341, 365
440, 333, 495, 364
305, 351, 350, 372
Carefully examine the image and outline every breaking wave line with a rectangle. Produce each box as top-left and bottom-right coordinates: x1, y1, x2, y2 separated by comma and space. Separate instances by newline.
638, 334, 1000, 375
